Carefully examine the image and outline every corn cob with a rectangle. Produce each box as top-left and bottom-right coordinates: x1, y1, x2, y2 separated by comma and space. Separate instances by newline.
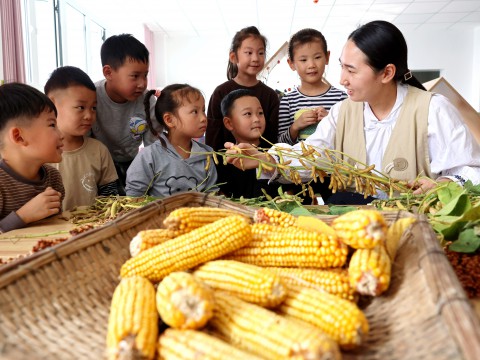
156, 271, 214, 330
163, 207, 248, 233
129, 229, 178, 257
106, 276, 158, 360
253, 207, 296, 227
224, 223, 348, 268
348, 244, 392, 296
193, 260, 286, 307
158, 329, 265, 360
278, 282, 369, 349
385, 217, 416, 260
266, 267, 357, 301
210, 291, 341, 360
331, 209, 387, 249
120, 215, 251, 282
295, 215, 337, 237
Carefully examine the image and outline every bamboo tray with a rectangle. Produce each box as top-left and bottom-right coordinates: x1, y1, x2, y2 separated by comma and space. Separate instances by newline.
0, 192, 479, 359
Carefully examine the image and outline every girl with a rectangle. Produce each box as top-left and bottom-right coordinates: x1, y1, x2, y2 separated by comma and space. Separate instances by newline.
225, 21, 480, 203
205, 26, 279, 151
125, 84, 218, 197
278, 28, 347, 145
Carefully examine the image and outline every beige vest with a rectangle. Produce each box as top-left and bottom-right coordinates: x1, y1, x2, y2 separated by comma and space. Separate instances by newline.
335, 85, 434, 181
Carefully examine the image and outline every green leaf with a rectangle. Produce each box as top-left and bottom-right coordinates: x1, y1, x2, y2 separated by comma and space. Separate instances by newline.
436, 182, 463, 204
435, 192, 471, 216
328, 205, 358, 216
289, 207, 314, 216
464, 180, 480, 195
448, 228, 480, 253
439, 205, 480, 239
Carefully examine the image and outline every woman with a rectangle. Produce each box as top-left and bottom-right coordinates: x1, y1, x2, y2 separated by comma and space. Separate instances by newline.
225, 20, 480, 204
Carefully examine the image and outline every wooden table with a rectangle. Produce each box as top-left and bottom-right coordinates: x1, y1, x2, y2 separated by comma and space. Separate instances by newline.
0, 216, 74, 262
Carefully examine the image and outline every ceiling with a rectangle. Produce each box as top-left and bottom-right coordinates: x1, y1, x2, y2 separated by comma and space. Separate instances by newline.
91, 0, 480, 43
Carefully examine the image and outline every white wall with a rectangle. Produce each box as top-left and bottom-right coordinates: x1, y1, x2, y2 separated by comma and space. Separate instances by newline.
153, 26, 480, 112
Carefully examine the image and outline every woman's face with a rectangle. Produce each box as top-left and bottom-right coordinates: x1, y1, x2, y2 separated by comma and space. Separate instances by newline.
339, 40, 384, 103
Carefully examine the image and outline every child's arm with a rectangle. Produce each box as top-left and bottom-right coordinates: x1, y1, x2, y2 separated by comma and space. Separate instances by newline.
0, 187, 62, 233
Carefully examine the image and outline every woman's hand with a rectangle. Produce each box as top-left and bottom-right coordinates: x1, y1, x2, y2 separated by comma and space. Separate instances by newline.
224, 142, 273, 171
16, 187, 62, 224
408, 177, 450, 195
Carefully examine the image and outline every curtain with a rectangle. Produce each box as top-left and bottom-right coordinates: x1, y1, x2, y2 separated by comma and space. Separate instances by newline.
1, 0, 26, 83
144, 24, 156, 90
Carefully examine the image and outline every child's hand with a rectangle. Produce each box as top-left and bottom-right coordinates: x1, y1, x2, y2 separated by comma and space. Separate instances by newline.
16, 187, 62, 224
224, 142, 270, 171
291, 109, 318, 132
315, 106, 328, 121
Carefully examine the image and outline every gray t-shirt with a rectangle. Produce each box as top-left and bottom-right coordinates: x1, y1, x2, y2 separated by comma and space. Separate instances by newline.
91, 79, 158, 163
125, 134, 218, 197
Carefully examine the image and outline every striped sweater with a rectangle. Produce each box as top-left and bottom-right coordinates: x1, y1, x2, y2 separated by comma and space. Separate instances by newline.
0, 161, 65, 233
278, 86, 347, 145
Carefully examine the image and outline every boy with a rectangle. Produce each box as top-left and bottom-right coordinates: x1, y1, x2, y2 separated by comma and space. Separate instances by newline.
219, 89, 278, 198
0, 83, 64, 233
44, 66, 118, 211
91, 33, 158, 195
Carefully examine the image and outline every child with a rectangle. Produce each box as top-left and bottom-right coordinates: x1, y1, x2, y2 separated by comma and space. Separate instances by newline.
44, 66, 118, 210
219, 89, 278, 198
125, 84, 218, 197
0, 83, 64, 233
91, 33, 158, 195
206, 26, 279, 151
278, 28, 347, 145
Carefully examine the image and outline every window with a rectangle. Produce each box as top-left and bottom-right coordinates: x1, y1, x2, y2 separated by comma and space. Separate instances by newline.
412, 70, 441, 85
22, 0, 105, 89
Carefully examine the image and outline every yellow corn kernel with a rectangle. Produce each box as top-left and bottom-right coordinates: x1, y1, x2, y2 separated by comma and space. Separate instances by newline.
129, 229, 178, 257
385, 217, 416, 260
156, 271, 214, 330
193, 260, 286, 308
120, 216, 251, 282
348, 244, 392, 296
278, 283, 369, 349
210, 291, 341, 360
106, 276, 158, 360
158, 329, 265, 360
224, 223, 348, 268
266, 267, 357, 302
163, 207, 248, 233
253, 207, 296, 227
331, 209, 388, 249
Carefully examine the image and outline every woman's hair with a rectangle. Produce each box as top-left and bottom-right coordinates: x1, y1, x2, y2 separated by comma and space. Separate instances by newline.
144, 84, 203, 148
288, 28, 328, 60
348, 20, 425, 90
227, 26, 268, 80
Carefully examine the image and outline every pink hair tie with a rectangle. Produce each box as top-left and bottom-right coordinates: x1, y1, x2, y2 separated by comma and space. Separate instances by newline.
155, 89, 162, 97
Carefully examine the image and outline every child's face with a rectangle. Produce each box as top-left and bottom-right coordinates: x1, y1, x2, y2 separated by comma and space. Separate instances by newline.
173, 95, 207, 139
224, 96, 265, 144
104, 58, 149, 103
231, 36, 266, 78
288, 40, 330, 86
52, 85, 96, 138
21, 109, 64, 163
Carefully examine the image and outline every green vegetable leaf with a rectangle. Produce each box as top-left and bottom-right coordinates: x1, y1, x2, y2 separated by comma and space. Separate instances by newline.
328, 205, 358, 216
464, 180, 480, 195
448, 228, 480, 253
434, 192, 471, 216
438, 205, 480, 239
436, 182, 463, 204
289, 206, 314, 216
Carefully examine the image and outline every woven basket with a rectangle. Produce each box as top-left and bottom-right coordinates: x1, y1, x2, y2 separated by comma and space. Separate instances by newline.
0, 192, 479, 360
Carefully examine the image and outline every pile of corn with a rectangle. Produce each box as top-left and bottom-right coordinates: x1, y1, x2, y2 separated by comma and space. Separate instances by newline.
107, 206, 415, 360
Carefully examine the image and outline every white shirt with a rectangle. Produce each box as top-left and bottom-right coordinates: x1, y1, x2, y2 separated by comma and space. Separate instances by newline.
272, 83, 480, 185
